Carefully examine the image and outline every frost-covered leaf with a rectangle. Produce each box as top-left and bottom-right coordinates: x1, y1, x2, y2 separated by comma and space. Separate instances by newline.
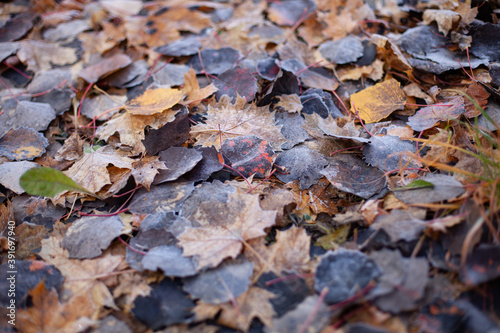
178, 192, 277, 269
62, 215, 123, 259
0, 127, 49, 161
322, 154, 386, 199
274, 145, 328, 190
64, 146, 134, 193
183, 259, 253, 304
190, 95, 286, 150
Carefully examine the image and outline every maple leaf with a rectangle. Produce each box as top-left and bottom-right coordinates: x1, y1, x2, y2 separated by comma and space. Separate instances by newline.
16, 282, 94, 333
246, 226, 311, 274
212, 287, 276, 331
64, 145, 134, 193
182, 68, 218, 106
130, 155, 167, 191
190, 95, 286, 150
38, 233, 124, 314
178, 192, 277, 269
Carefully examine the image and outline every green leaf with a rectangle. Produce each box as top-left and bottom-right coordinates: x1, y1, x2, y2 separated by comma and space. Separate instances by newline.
19, 167, 94, 197
392, 179, 435, 191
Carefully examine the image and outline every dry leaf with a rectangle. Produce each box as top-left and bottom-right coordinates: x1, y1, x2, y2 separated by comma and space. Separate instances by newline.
126, 88, 183, 116
350, 78, 406, 123
16, 282, 95, 333
190, 95, 286, 150
182, 68, 218, 106
64, 146, 134, 193
216, 287, 276, 331
130, 155, 167, 190
178, 192, 277, 269
18, 40, 77, 72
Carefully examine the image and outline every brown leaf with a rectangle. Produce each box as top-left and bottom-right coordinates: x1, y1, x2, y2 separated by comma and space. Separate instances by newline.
18, 40, 77, 72
64, 146, 134, 193
246, 226, 311, 274
182, 68, 218, 106
130, 155, 167, 191
39, 235, 124, 313
79, 54, 132, 83
216, 287, 276, 331
190, 95, 286, 150
126, 88, 183, 116
16, 281, 93, 333
178, 192, 277, 269
350, 78, 406, 123
464, 82, 489, 118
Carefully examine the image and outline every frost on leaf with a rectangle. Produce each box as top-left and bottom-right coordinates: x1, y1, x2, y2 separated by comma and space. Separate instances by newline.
64, 146, 134, 193
178, 192, 277, 269
190, 95, 286, 150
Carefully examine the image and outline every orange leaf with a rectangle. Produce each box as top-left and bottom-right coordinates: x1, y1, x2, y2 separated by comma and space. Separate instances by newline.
350, 78, 406, 123
126, 88, 183, 116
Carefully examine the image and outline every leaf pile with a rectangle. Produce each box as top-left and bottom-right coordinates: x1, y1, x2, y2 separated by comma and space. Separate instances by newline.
1, 0, 500, 332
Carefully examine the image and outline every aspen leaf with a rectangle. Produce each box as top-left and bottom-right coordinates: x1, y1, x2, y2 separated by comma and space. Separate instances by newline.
350, 78, 406, 123
126, 88, 183, 115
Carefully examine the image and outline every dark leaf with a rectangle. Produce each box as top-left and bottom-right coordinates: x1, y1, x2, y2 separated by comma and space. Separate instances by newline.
214, 67, 258, 102
322, 154, 387, 199
221, 135, 274, 178
393, 174, 465, 204
132, 279, 195, 330
79, 54, 132, 83
275, 145, 328, 189
154, 147, 203, 184
128, 182, 195, 214
363, 135, 419, 172
0, 260, 63, 308
314, 249, 381, 304
182, 258, 253, 304
155, 36, 201, 56
462, 244, 500, 286
143, 108, 190, 155
187, 47, 241, 75
62, 215, 123, 259
318, 36, 364, 64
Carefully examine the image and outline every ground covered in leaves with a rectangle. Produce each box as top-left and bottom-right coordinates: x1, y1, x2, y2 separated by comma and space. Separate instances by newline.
1, 0, 500, 332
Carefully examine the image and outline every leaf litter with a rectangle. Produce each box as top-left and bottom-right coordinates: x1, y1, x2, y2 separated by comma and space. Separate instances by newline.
1, 0, 500, 332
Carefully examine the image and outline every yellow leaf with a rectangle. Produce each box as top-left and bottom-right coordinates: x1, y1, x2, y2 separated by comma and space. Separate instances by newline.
182, 68, 218, 106
126, 88, 183, 115
350, 78, 406, 123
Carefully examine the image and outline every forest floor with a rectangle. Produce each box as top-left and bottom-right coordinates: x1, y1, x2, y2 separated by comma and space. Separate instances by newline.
1, 0, 500, 332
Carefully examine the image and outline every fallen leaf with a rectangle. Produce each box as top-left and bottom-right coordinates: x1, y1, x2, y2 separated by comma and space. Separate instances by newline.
178, 192, 277, 269
0, 127, 48, 161
216, 287, 276, 331
64, 146, 134, 193
130, 155, 167, 190
183, 259, 253, 304
16, 281, 93, 333
190, 95, 286, 150
407, 97, 465, 131
220, 135, 274, 178
315, 249, 381, 304
126, 88, 183, 116
132, 279, 195, 330
20, 167, 94, 197
18, 40, 77, 72
79, 54, 132, 83
274, 145, 328, 190
214, 67, 258, 102
182, 68, 218, 106
62, 215, 123, 259
350, 78, 406, 123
